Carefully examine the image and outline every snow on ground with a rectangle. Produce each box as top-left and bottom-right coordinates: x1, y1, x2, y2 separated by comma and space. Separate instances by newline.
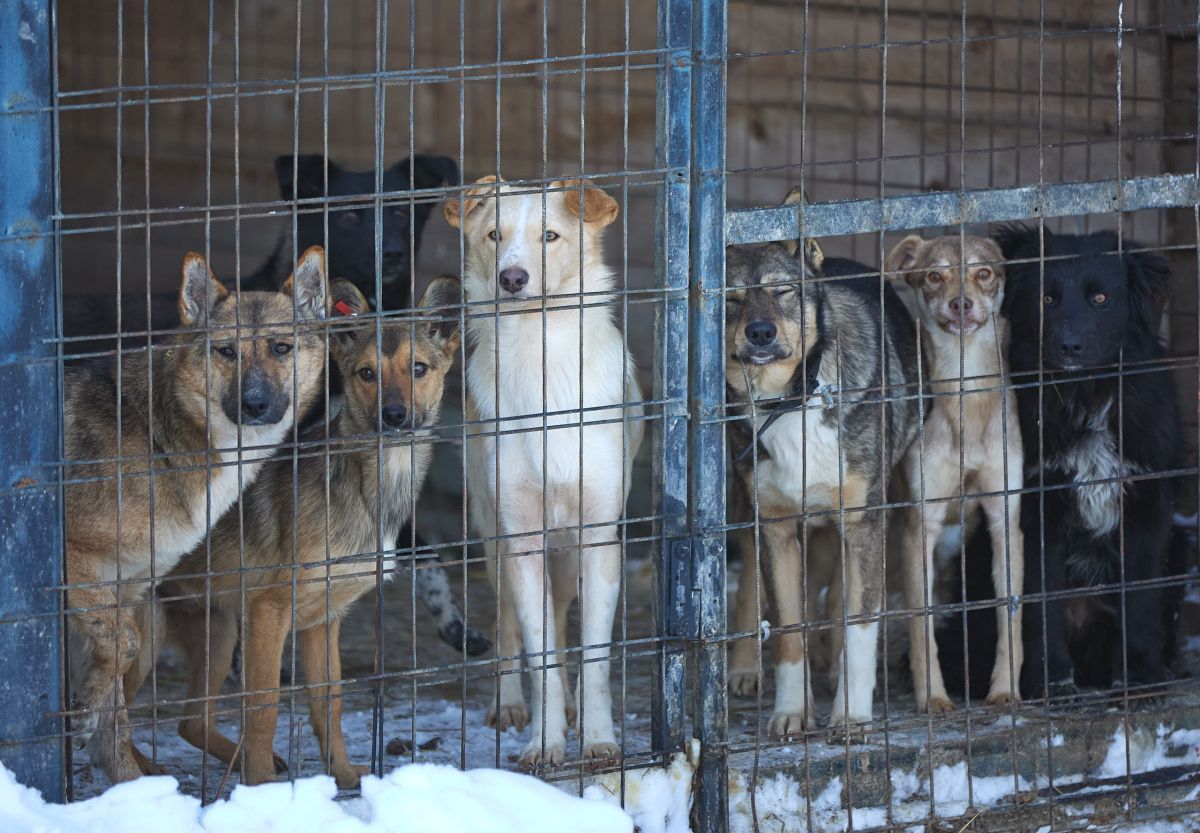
3, 762, 634, 833
1095, 724, 1200, 780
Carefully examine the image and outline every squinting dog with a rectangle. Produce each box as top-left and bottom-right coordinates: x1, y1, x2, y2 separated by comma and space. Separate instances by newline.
64, 247, 328, 782
137, 276, 461, 788
724, 189, 919, 737
445, 177, 644, 766
885, 234, 1023, 711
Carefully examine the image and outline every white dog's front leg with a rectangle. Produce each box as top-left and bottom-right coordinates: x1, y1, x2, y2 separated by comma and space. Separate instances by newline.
578, 530, 621, 762
501, 540, 568, 768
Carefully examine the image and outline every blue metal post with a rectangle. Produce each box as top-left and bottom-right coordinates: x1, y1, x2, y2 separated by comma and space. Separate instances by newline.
0, 0, 65, 801
653, 0, 693, 755
690, 0, 728, 830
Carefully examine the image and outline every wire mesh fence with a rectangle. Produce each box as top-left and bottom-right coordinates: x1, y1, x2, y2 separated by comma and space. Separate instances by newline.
1, 1, 1200, 832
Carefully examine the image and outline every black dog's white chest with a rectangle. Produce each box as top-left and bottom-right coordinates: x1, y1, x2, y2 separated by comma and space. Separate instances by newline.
1040, 400, 1129, 537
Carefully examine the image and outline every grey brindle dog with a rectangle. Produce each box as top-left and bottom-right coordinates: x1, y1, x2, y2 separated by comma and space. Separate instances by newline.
725, 197, 919, 737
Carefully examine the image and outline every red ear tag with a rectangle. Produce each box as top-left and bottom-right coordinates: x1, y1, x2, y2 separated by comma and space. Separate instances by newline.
334, 300, 354, 317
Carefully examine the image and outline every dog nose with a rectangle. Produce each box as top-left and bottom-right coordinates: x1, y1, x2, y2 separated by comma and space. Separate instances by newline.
241, 393, 270, 420
499, 268, 529, 294
949, 297, 973, 314
382, 404, 408, 428
1059, 339, 1083, 357
744, 320, 777, 347
382, 252, 406, 270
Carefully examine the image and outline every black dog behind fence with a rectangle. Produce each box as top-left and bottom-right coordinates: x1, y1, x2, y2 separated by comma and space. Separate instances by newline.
2, 2, 1200, 832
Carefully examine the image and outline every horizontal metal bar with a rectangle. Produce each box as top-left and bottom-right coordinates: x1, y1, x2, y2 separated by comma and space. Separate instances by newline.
725, 173, 1200, 243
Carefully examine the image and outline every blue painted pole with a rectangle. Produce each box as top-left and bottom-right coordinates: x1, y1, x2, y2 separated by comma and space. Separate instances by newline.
690, 0, 729, 830
653, 0, 693, 755
0, 0, 65, 802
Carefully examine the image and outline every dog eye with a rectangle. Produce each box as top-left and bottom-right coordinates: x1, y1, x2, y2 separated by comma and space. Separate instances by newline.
1092, 291, 1108, 305
926, 270, 943, 283
214, 345, 237, 359
772, 285, 796, 299
543, 231, 560, 242
272, 342, 293, 356
976, 267, 992, 281
358, 367, 376, 383
338, 210, 362, 229
1043, 294, 1057, 306
724, 296, 742, 307
412, 362, 429, 378
487, 229, 501, 242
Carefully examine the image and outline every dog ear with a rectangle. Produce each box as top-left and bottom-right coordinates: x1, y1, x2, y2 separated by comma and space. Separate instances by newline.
885, 235, 926, 285
800, 238, 824, 274
179, 252, 229, 327
280, 246, 328, 321
555, 180, 619, 227
1124, 243, 1171, 336
417, 274, 463, 355
405, 155, 460, 189
327, 279, 370, 354
444, 175, 501, 229
780, 186, 808, 256
276, 154, 339, 201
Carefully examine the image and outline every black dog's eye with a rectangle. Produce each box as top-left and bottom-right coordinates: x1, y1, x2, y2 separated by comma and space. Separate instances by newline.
1043, 293, 1057, 306
358, 367, 376, 383
272, 342, 293, 356
214, 345, 237, 359
487, 229, 501, 242
1092, 291, 1109, 305
543, 230, 560, 242
412, 362, 429, 378
338, 210, 362, 229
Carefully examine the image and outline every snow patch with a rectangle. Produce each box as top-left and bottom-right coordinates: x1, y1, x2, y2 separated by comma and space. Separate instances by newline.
1095, 725, 1200, 780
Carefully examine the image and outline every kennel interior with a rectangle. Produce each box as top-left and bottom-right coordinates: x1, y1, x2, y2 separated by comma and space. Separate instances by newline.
2, 0, 1200, 831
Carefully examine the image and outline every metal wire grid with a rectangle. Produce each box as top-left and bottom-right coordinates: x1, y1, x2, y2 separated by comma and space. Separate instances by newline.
0, 1, 1198, 832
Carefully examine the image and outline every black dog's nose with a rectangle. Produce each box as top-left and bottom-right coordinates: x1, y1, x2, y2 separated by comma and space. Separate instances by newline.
499, 268, 529, 294
949, 296, 973, 314
382, 404, 408, 428
241, 393, 270, 420
744, 320, 777, 347
1059, 339, 1083, 357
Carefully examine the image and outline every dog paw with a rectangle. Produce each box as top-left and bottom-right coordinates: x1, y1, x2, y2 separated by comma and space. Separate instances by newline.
582, 741, 622, 766
729, 669, 761, 698
273, 753, 289, 775
487, 704, 529, 733
332, 764, 370, 791
985, 690, 1020, 708
826, 720, 870, 745
767, 712, 814, 738
519, 741, 566, 770
921, 696, 956, 714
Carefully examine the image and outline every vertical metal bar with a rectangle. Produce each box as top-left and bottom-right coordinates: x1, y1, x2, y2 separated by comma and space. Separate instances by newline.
690, 1, 727, 831
0, 0, 64, 801
652, 0, 691, 754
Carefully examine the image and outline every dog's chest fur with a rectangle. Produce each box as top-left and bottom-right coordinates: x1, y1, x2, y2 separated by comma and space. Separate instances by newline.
1036, 398, 1133, 537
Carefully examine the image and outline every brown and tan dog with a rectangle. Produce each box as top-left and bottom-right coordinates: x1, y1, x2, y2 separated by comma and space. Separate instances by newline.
64, 248, 328, 783
141, 276, 461, 789
885, 234, 1023, 712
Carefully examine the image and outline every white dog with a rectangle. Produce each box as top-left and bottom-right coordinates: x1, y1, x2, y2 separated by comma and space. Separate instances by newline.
445, 177, 643, 766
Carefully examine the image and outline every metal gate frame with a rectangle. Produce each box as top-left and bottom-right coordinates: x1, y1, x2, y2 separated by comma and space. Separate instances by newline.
5, 0, 1200, 825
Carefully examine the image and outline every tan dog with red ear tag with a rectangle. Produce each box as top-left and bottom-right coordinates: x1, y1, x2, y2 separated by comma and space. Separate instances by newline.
446, 178, 643, 768
885, 234, 1024, 712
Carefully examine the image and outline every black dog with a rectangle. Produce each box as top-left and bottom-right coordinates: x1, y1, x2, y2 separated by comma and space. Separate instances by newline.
937, 226, 1183, 702
63, 153, 457, 353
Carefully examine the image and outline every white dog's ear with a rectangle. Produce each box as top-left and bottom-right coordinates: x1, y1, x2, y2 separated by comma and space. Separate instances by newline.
554, 179, 619, 227
444, 175, 501, 228
885, 235, 926, 284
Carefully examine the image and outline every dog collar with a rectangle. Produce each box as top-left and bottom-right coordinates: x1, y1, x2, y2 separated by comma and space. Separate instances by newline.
732, 339, 831, 464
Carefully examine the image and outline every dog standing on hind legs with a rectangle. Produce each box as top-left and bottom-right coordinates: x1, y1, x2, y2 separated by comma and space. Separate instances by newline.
64, 248, 328, 783
446, 177, 643, 767
885, 234, 1023, 712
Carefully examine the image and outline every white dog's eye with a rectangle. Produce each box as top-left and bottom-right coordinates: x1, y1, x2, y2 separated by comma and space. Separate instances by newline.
487, 229, 501, 242
926, 270, 943, 283
543, 230, 560, 242
975, 267, 992, 281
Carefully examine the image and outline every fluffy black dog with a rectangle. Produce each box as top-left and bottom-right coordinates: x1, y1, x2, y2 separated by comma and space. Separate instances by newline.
63, 153, 457, 352
937, 226, 1184, 702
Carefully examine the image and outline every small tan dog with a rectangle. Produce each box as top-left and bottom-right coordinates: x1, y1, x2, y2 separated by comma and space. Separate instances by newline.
445, 177, 643, 767
886, 234, 1024, 712
136, 276, 461, 789
65, 248, 328, 783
